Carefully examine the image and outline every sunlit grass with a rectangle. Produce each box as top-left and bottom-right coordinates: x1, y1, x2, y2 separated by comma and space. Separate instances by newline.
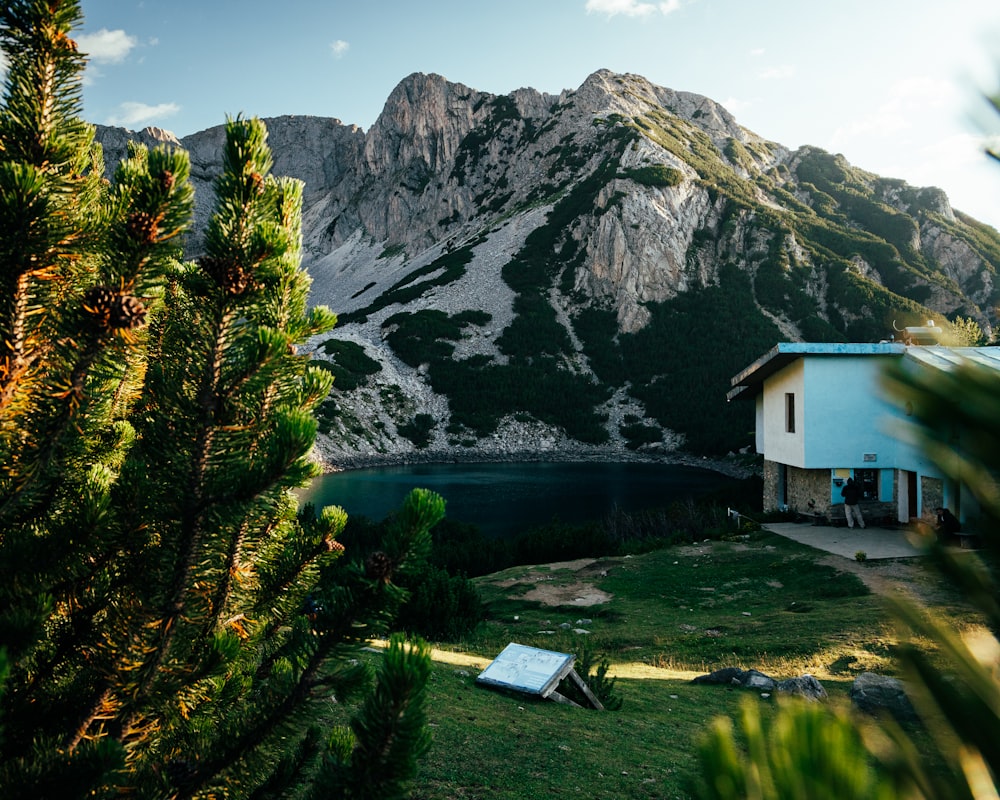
386, 529, 976, 798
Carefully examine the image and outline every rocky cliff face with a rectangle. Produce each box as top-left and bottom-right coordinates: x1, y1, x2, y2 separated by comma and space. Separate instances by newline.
94, 69, 1000, 467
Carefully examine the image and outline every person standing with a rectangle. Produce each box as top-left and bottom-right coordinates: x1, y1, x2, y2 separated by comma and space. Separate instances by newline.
935, 507, 961, 543
840, 477, 865, 529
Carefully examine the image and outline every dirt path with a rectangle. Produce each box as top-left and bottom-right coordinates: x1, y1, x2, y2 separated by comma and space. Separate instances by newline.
490, 557, 617, 606
816, 550, 973, 607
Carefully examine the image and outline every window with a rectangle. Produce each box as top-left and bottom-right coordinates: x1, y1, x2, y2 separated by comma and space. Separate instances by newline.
854, 469, 878, 501
785, 393, 795, 433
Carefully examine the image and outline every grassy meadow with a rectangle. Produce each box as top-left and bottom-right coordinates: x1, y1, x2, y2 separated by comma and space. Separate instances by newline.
355, 528, 978, 799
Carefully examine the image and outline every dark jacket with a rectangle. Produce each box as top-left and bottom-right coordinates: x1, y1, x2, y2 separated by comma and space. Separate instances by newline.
841, 480, 861, 505
937, 508, 960, 535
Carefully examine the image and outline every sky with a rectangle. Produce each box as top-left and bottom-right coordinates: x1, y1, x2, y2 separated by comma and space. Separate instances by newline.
73, 0, 1000, 229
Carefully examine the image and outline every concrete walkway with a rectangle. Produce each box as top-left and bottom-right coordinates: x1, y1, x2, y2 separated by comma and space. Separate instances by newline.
762, 521, 928, 560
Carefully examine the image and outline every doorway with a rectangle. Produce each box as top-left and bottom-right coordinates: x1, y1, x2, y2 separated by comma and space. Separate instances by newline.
897, 470, 918, 523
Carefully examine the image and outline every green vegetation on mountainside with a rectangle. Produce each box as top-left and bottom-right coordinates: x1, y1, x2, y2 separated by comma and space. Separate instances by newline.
318, 97, 1000, 457
575, 264, 781, 454
316, 338, 382, 390
340, 243, 479, 325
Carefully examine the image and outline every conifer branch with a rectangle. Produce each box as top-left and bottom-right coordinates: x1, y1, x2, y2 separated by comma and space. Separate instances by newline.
0, 15, 433, 793
132, 304, 234, 701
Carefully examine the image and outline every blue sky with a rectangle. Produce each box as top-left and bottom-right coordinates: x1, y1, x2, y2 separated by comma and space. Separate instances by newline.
75, 0, 1000, 229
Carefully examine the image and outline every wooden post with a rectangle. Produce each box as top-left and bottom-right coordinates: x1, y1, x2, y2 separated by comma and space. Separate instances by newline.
567, 668, 605, 711
547, 690, 583, 708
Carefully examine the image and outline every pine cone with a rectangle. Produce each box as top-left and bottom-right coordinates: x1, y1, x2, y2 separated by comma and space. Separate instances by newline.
83, 285, 116, 329
200, 256, 257, 296
364, 551, 394, 584
159, 170, 175, 193
247, 171, 265, 196
126, 211, 159, 244
109, 295, 147, 329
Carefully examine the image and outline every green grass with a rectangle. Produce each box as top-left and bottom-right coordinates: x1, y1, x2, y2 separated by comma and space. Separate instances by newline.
340, 530, 977, 798
458, 534, 892, 675
415, 668, 747, 799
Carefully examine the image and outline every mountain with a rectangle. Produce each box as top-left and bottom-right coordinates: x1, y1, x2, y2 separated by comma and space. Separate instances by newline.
94, 70, 1000, 467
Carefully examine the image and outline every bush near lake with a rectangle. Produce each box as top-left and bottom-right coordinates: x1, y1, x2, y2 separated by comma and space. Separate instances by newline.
425, 484, 758, 581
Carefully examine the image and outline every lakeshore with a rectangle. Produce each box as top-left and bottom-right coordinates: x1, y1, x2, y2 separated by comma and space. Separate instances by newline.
311, 446, 760, 481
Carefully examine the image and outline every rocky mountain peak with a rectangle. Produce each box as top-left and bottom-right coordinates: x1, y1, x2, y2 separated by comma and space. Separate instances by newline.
92, 70, 1000, 467
571, 69, 750, 146
365, 72, 483, 174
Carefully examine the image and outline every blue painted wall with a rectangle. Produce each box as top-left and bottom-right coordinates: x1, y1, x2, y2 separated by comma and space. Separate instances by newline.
798, 355, 940, 477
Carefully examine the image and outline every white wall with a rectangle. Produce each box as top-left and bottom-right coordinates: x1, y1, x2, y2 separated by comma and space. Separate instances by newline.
761, 360, 804, 467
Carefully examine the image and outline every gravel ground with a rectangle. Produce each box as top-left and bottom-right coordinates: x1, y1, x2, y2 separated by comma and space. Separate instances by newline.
817, 551, 965, 607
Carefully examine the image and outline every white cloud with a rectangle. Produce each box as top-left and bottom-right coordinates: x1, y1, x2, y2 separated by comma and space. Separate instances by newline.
76, 29, 137, 64
757, 64, 795, 80
749, 48, 765, 57
330, 39, 350, 58
888, 76, 959, 113
585, 0, 680, 18
828, 109, 908, 145
107, 101, 180, 129
720, 95, 751, 115
828, 77, 959, 149
881, 131, 993, 215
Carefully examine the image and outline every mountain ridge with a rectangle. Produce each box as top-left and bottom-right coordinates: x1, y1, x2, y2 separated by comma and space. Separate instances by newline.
93, 69, 1000, 467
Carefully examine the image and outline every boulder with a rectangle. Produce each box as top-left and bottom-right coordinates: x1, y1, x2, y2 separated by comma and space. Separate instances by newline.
691, 667, 745, 685
738, 669, 776, 691
693, 667, 825, 699
777, 674, 827, 701
691, 667, 776, 691
850, 672, 919, 722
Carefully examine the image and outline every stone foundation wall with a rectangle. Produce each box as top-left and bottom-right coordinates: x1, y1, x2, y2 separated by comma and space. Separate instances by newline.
762, 461, 835, 515
786, 467, 833, 516
762, 460, 780, 511
921, 476, 943, 524
763, 460, 899, 524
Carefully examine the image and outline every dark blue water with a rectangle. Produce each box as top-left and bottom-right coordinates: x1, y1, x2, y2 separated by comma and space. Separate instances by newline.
298, 461, 737, 538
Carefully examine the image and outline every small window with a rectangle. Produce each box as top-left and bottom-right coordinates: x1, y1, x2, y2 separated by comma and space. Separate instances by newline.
785, 393, 795, 433
854, 469, 878, 501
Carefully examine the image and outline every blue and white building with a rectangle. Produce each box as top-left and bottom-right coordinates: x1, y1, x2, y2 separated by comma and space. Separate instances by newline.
728, 340, 1000, 526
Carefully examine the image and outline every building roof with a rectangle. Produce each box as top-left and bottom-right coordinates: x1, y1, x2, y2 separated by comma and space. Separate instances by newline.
727, 343, 1000, 402
727, 343, 904, 402
902, 345, 1000, 372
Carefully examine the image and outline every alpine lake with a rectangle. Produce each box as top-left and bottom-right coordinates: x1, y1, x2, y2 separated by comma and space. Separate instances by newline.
298, 460, 744, 538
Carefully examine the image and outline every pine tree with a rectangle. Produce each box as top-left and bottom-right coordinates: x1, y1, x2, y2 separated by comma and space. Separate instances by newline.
0, 2, 441, 797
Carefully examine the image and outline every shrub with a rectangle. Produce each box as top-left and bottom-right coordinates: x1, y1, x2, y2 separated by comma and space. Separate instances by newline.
620, 421, 662, 450
395, 565, 484, 641
620, 164, 684, 187
398, 413, 436, 449
318, 338, 382, 390
510, 520, 616, 565
557, 642, 623, 710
